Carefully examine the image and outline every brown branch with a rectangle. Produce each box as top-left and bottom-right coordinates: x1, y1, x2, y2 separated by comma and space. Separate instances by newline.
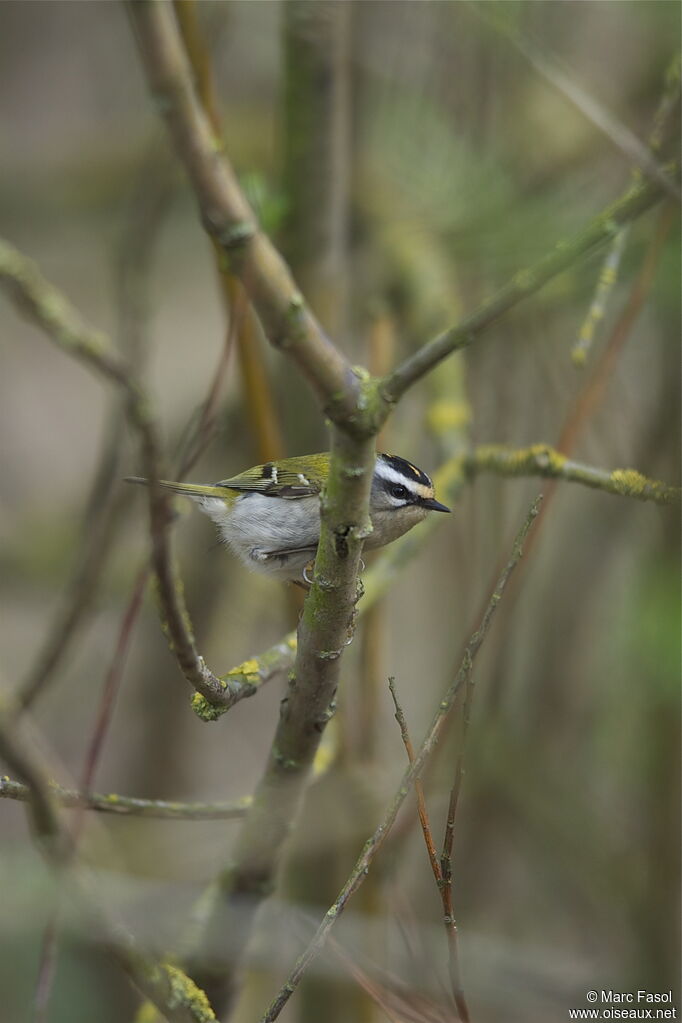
387, 679, 442, 886
388, 678, 471, 1022
258, 496, 542, 1022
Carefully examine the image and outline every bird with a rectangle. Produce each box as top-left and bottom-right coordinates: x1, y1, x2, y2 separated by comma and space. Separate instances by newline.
126, 452, 450, 583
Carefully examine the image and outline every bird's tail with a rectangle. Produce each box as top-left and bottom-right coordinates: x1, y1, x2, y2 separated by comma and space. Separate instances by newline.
124, 477, 230, 499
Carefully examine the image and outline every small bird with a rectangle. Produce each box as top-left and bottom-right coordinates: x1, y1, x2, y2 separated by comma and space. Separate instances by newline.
126, 452, 450, 583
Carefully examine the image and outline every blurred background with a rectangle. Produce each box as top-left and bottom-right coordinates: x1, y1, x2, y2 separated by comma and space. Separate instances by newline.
0, 2, 679, 1022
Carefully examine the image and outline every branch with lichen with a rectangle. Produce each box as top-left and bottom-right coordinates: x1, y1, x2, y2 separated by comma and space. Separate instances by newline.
0, 776, 251, 820
465, 444, 681, 505
0, 238, 232, 712
0, 711, 217, 1023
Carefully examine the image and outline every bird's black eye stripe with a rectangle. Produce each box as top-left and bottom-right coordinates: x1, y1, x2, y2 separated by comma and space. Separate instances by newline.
390, 484, 409, 500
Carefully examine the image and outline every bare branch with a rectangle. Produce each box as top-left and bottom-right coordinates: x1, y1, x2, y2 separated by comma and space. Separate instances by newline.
387, 678, 442, 887
0, 776, 251, 821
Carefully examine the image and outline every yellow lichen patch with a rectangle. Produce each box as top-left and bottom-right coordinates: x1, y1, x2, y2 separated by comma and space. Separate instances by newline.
426, 400, 472, 435
191, 693, 223, 722
571, 347, 588, 368
163, 964, 216, 1021
610, 468, 649, 497
226, 658, 261, 686
527, 444, 567, 471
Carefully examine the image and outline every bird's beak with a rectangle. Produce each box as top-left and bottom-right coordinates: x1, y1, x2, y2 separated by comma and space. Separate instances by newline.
421, 497, 451, 513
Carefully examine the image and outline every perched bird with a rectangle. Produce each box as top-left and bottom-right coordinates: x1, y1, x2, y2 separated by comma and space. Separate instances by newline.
126, 452, 450, 583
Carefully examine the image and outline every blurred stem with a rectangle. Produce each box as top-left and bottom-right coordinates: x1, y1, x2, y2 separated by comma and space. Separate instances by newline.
573, 52, 680, 365
0, 777, 251, 820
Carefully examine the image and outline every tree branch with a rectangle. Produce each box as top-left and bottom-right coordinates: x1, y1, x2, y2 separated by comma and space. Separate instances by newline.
465, 444, 680, 505
0, 776, 251, 820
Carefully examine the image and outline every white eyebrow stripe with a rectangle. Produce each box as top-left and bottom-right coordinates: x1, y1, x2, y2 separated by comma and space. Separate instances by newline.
375, 462, 433, 499
375, 462, 414, 487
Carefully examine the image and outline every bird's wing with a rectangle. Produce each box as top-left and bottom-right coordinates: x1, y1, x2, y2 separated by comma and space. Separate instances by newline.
216, 454, 328, 499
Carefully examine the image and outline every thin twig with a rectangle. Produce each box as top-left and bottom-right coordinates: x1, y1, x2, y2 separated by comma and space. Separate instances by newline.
388, 679, 442, 886
389, 678, 470, 1022
0, 776, 251, 820
259, 496, 542, 1023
